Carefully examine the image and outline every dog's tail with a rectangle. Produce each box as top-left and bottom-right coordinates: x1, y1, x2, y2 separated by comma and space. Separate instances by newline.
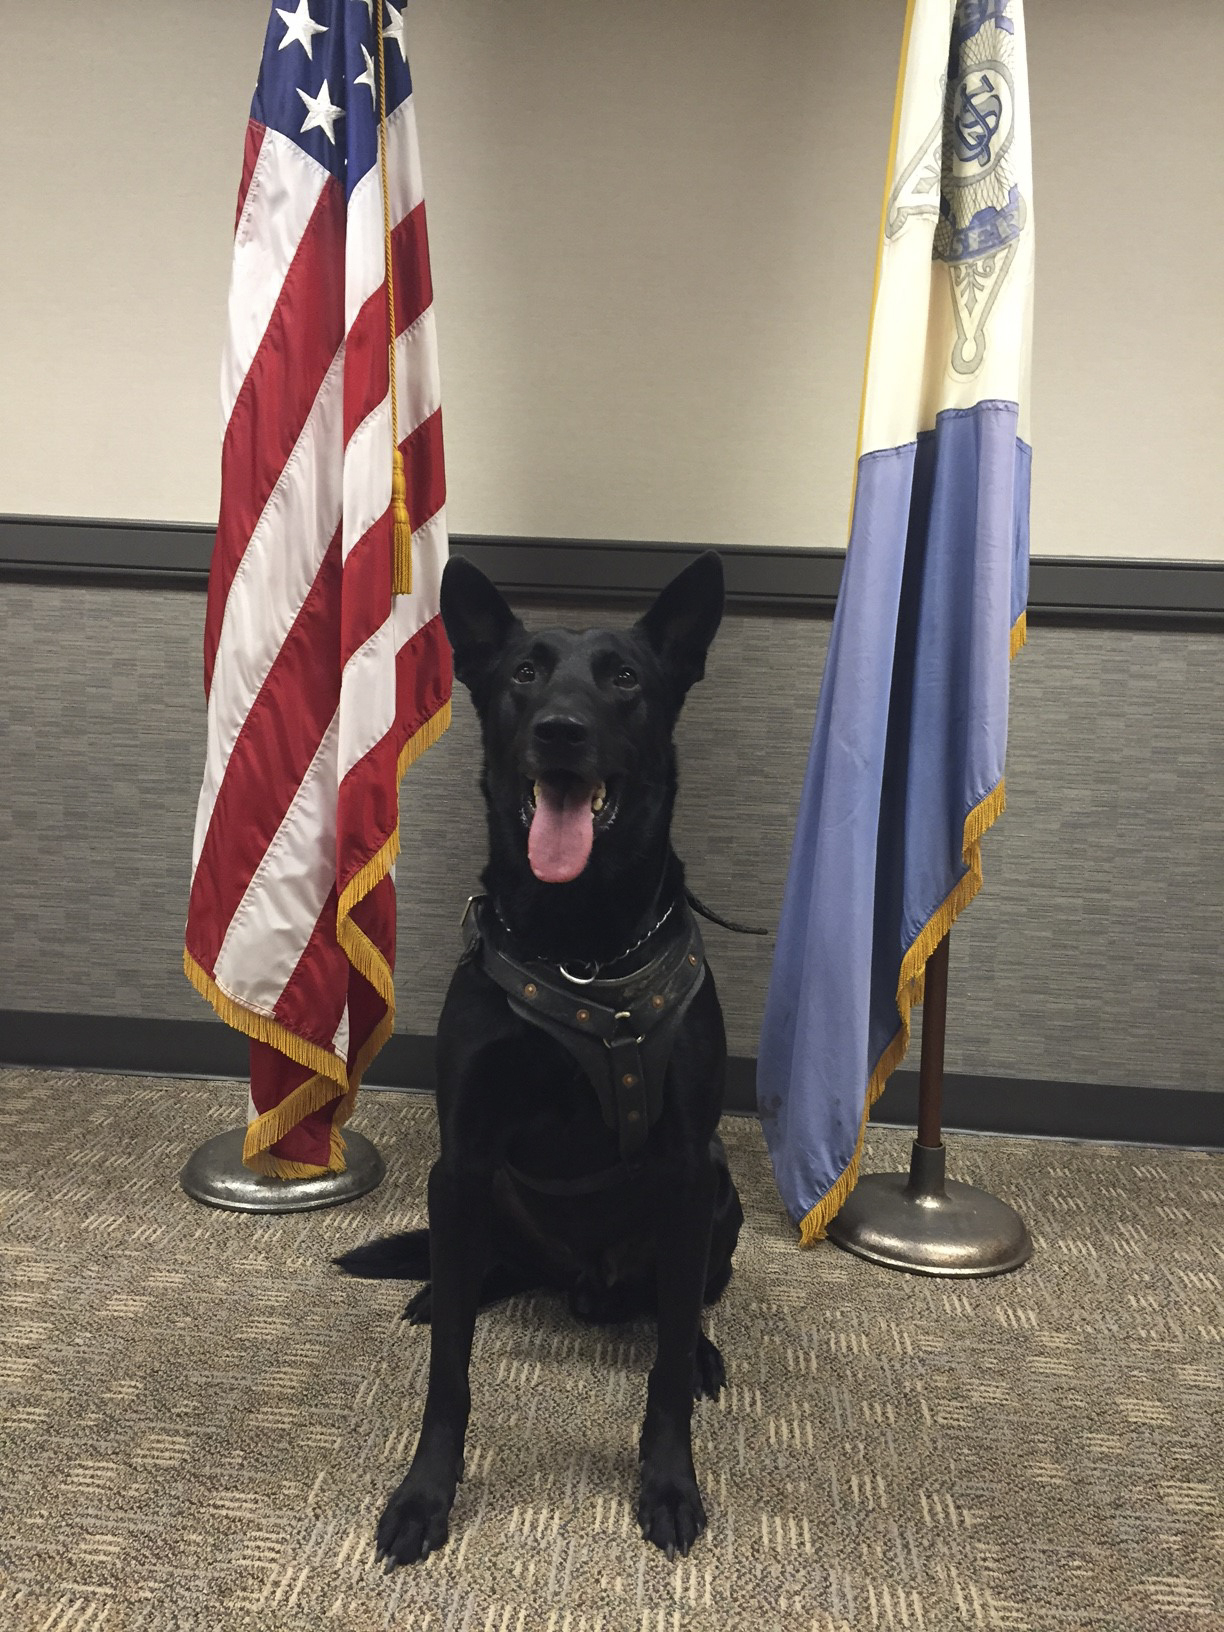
333, 1228, 431, 1281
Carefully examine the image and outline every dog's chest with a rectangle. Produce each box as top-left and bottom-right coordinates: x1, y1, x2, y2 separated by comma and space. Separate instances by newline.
502, 1072, 623, 1181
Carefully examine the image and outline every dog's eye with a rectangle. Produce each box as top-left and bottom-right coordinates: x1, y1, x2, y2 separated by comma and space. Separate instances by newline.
613, 666, 639, 690
513, 661, 537, 684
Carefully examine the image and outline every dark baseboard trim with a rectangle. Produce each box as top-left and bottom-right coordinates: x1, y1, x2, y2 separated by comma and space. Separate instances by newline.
3, 515, 1223, 627
3, 1011, 1221, 1151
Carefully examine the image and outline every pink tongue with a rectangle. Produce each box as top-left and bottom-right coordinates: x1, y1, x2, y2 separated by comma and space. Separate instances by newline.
528, 782, 596, 883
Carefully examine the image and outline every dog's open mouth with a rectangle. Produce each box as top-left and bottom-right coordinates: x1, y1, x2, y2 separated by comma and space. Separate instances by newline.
522, 774, 619, 884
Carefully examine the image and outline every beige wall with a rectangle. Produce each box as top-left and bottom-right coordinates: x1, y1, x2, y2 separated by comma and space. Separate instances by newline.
2, 0, 1221, 560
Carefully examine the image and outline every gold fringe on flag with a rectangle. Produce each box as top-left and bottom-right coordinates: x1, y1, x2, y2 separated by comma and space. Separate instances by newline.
245, 1129, 349, 1180
184, 954, 354, 1176
332, 703, 454, 1076
335, 701, 454, 995
241, 1069, 345, 1167
183, 949, 348, 1093
244, 1090, 358, 1178
398, 693, 451, 779
185, 699, 451, 1175
245, 1151, 335, 1180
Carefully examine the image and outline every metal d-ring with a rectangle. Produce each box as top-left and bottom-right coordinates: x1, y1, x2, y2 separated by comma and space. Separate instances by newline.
559, 960, 600, 985
605, 1011, 645, 1046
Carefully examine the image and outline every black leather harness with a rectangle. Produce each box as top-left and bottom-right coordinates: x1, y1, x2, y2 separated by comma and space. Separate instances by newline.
461, 894, 707, 1160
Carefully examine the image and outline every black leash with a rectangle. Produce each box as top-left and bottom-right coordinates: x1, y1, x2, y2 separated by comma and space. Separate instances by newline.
684, 887, 768, 937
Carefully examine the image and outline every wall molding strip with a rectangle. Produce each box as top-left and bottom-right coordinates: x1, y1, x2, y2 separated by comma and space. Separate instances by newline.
3, 514, 1223, 625
3, 1011, 1221, 1151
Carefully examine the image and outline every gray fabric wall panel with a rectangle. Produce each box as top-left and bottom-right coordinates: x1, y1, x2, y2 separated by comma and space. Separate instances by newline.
2, 584, 205, 1021
1, 583, 1221, 1093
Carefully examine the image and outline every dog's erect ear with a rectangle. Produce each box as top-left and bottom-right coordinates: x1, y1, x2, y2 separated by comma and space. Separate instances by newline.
440, 557, 521, 691
634, 551, 724, 698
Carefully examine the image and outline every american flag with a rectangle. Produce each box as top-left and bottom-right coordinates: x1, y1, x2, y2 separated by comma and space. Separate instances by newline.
185, 0, 451, 1177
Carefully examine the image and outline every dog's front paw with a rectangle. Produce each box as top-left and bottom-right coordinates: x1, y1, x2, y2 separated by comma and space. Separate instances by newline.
637, 1466, 707, 1560
375, 1469, 456, 1568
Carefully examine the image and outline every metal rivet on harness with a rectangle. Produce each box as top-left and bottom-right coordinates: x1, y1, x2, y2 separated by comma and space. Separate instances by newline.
523, 982, 538, 998
687, 954, 698, 966
651, 994, 665, 1009
627, 1109, 641, 1122
622, 1072, 638, 1087
576, 1008, 590, 1023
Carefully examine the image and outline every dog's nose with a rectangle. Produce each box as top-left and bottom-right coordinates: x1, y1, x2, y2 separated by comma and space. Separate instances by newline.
533, 714, 589, 748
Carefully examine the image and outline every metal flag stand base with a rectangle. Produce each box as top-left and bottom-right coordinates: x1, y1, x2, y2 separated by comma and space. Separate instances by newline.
826, 932, 1033, 1278
181, 1126, 385, 1214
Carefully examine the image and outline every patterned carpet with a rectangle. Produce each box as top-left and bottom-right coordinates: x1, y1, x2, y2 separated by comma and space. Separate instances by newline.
1, 1071, 1221, 1632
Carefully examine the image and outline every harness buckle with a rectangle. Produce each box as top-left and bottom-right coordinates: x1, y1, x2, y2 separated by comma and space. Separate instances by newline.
607, 1010, 645, 1046
460, 894, 484, 958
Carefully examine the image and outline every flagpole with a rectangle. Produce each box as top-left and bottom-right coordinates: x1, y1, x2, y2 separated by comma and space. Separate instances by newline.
825, 929, 1033, 1277
915, 931, 949, 1149
180, 1126, 385, 1214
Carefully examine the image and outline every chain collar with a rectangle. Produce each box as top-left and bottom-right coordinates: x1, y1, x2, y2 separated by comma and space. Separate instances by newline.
490, 896, 676, 985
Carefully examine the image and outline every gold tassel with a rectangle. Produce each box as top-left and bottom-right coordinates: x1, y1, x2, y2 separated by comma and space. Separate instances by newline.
392, 445, 413, 594
376, 19, 412, 597
1010, 611, 1028, 659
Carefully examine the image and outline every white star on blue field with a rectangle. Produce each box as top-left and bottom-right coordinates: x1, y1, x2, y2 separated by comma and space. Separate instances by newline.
252, 0, 413, 197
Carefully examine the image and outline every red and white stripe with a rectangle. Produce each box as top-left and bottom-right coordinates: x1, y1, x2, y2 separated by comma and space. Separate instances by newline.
187, 89, 451, 1103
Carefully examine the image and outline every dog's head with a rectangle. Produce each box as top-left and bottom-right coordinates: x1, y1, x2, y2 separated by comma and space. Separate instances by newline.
441, 552, 724, 885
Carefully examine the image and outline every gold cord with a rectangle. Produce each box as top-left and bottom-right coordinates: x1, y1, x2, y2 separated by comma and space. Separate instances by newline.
376, 9, 413, 593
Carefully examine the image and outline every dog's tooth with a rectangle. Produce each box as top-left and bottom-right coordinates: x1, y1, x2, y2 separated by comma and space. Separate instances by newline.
532, 781, 542, 807
591, 781, 606, 813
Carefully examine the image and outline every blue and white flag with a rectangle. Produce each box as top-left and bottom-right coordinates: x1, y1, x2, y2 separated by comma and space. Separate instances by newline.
758, 0, 1033, 1243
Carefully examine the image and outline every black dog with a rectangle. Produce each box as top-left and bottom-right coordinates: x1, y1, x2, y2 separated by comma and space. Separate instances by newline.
337, 551, 743, 1566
